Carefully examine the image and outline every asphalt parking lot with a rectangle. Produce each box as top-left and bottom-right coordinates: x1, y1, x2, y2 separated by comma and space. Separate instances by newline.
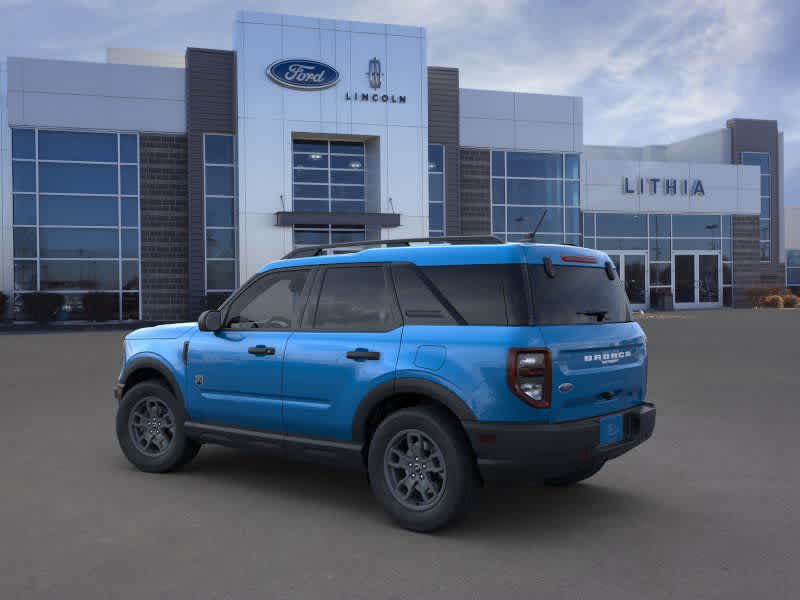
1, 309, 799, 599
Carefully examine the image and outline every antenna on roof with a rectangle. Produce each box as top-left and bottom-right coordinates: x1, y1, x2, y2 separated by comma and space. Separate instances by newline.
519, 209, 548, 243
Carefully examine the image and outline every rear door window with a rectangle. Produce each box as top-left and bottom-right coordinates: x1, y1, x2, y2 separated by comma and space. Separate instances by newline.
313, 266, 399, 331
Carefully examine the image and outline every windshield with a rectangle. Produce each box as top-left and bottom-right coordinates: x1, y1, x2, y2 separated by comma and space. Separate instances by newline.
529, 264, 632, 325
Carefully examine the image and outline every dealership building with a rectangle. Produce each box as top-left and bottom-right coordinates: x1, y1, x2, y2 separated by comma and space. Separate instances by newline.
0, 10, 796, 321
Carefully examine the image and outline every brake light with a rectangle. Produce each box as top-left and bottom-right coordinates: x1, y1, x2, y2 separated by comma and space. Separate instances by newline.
560, 255, 597, 264
507, 349, 551, 408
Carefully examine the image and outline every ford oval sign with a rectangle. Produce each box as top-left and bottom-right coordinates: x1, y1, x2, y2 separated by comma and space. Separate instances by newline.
267, 59, 340, 90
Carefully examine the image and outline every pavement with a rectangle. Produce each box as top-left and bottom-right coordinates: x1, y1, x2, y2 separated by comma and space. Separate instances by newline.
1, 309, 799, 599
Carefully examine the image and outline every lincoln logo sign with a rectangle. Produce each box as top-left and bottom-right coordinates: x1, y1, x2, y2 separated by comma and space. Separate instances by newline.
266, 59, 340, 90
623, 176, 705, 196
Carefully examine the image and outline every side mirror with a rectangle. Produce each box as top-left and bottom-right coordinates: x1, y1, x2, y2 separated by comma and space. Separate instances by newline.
198, 309, 223, 332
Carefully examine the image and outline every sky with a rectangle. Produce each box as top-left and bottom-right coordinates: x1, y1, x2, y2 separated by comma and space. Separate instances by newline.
1, 0, 798, 205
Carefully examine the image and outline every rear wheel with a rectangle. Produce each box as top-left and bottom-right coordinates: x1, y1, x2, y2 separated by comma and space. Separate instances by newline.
116, 381, 201, 473
368, 406, 477, 532
543, 460, 605, 486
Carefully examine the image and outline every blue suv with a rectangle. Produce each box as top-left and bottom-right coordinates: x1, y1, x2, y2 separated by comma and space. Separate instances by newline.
114, 236, 655, 531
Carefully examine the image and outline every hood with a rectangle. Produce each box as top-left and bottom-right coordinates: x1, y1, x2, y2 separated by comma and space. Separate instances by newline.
125, 322, 197, 340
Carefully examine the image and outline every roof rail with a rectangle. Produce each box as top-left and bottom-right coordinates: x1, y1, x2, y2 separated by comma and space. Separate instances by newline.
281, 235, 504, 260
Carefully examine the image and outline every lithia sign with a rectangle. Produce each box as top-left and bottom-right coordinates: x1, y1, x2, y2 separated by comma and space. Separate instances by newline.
623, 176, 705, 196
267, 57, 407, 103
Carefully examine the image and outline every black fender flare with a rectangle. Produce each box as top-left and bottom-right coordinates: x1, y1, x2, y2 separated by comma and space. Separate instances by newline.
351, 377, 477, 442
119, 357, 184, 406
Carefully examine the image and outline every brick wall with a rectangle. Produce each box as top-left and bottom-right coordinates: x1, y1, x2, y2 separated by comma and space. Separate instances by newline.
139, 134, 189, 321
732, 215, 787, 307
459, 149, 491, 235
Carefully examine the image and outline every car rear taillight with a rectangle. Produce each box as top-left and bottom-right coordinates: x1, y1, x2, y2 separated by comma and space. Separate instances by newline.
507, 349, 551, 408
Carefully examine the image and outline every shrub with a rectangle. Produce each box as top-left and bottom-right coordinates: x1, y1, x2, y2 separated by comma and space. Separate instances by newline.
782, 294, 799, 308
747, 287, 792, 307
83, 292, 118, 322
762, 295, 784, 309
22, 293, 64, 324
0, 291, 7, 321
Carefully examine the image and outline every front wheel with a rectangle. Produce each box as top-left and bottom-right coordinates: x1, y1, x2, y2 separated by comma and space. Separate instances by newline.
368, 406, 477, 532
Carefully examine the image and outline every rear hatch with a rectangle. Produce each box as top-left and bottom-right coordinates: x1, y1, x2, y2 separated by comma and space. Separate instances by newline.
528, 257, 647, 423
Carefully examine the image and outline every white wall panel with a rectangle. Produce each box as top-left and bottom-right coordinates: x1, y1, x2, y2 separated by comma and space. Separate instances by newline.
459, 117, 514, 149
349, 32, 388, 126
460, 89, 514, 120
514, 121, 574, 152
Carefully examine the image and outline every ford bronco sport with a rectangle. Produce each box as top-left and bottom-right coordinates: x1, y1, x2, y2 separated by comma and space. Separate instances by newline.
114, 236, 655, 532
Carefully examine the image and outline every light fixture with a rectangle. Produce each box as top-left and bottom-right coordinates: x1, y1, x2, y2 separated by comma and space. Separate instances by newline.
349, 160, 362, 169
310, 153, 322, 160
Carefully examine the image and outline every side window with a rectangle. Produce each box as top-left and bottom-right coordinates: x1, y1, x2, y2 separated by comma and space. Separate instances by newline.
314, 266, 397, 331
391, 264, 457, 325
225, 269, 310, 329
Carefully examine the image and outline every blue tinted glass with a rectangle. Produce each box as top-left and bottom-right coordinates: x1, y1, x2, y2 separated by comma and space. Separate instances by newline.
121, 166, 138, 195
122, 229, 139, 258
40, 195, 118, 226
722, 238, 732, 261
760, 175, 770, 197
330, 141, 364, 155
205, 166, 234, 195
293, 140, 328, 154
428, 145, 444, 172
491, 151, 505, 177
759, 219, 770, 240
294, 153, 329, 168
331, 229, 366, 243
121, 198, 139, 226
294, 229, 329, 244
205, 135, 234, 164
206, 229, 235, 258
741, 152, 769, 174
294, 199, 328, 212
294, 169, 328, 183
207, 260, 236, 290
583, 213, 595, 236
206, 197, 234, 227
429, 203, 444, 231
492, 207, 505, 233
789, 269, 800, 285
39, 163, 118, 194
492, 179, 505, 205
331, 155, 362, 169
787, 250, 800, 268
331, 201, 365, 213
12, 161, 36, 192
564, 207, 580, 233
673, 214, 721, 237
332, 170, 364, 185
673, 238, 721, 251
120, 135, 138, 163
12, 129, 35, 159
40, 260, 119, 291
14, 261, 37, 291
565, 233, 581, 246
565, 181, 579, 206
331, 185, 364, 200
761, 197, 770, 218
13, 194, 36, 225
38, 131, 117, 162
14, 227, 37, 258
649, 214, 671, 237
649, 238, 671, 261
507, 180, 562, 205
596, 238, 648, 251
294, 184, 328, 199
650, 264, 671, 286
721, 215, 732, 237
760, 242, 770, 261
565, 154, 580, 179
429, 173, 444, 204
507, 206, 563, 233
582, 236, 595, 249
507, 152, 562, 178
595, 213, 647, 237
122, 261, 139, 290
40, 228, 118, 258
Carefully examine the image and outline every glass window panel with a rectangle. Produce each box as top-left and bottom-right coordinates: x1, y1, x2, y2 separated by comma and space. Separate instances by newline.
40, 195, 118, 226
565, 207, 580, 234
315, 266, 393, 331
207, 260, 236, 290
759, 219, 770, 240
294, 199, 328, 212
565, 181, 580, 206
583, 213, 595, 236
39, 163, 118, 194
121, 165, 138, 195
672, 214, 721, 237
13, 194, 36, 225
596, 238, 648, 251
760, 242, 770, 261
723, 287, 732, 307
122, 261, 139, 290
331, 200, 365, 213
12, 129, 35, 159
38, 131, 117, 162
121, 198, 139, 227
582, 236, 595, 249
40, 260, 119, 290
761, 197, 770, 219
40, 228, 118, 258
429, 203, 444, 231
331, 155, 363, 169
293, 140, 328, 154
492, 207, 505, 233
332, 170, 365, 185
649, 214, 671, 237
507, 152, 562, 178
565, 233, 581, 246
787, 268, 800, 285
331, 185, 364, 200
429, 173, 444, 204
206, 229, 236, 258
205, 197, 234, 227
741, 152, 769, 174
331, 228, 366, 243
294, 153, 329, 168
673, 238, 721, 251
205, 165, 235, 196
507, 206, 563, 233
492, 179, 505, 205
491, 151, 505, 177
12, 161, 36, 192
722, 238, 732, 261
330, 141, 364, 155
565, 154, 580, 179
121, 229, 139, 259
13, 227, 37, 258
650, 263, 671, 286
595, 213, 647, 237
507, 180, 562, 205
723, 263, 732, 285
14, 261, 37, 291
293, 168, 329, 183
205, 135, 234, 164
787, 251, 800, 268
294, 184, 329, 199
120, 134, 138, 163
760, 175, 770, 197
428, 145, 444, 172
649, 238, 671, 261
294, 229, 329, 245
122, 293, 139, 320
721, 215, 732, 237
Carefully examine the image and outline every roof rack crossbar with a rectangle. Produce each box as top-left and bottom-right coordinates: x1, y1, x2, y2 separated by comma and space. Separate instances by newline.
282, 235, 504, 259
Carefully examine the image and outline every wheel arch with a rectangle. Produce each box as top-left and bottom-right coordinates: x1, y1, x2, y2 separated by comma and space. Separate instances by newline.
120, 357, 184, 406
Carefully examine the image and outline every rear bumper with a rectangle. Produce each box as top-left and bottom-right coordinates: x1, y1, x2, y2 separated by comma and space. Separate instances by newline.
463, 403, 656, 483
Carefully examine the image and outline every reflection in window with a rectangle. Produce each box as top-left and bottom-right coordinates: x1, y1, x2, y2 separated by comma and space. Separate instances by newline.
204, 134, 238, 293
787, 250, 800, 287
292, 139, 365, 215
429, 144, 445, 236
742, 152, 771, 261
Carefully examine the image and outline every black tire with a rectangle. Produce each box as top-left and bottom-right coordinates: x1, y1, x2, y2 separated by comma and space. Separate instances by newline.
116, 380, 201, 473
543, 460, 605, 486
368, 406, 477, 532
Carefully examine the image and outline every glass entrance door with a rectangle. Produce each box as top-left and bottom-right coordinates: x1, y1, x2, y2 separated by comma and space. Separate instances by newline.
607, 253, 648, 309
672, 252, 721, 308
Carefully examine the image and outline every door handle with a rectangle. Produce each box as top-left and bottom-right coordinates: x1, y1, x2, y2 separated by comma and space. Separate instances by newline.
248, 345, 275, 356
346, 350, 381, 360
